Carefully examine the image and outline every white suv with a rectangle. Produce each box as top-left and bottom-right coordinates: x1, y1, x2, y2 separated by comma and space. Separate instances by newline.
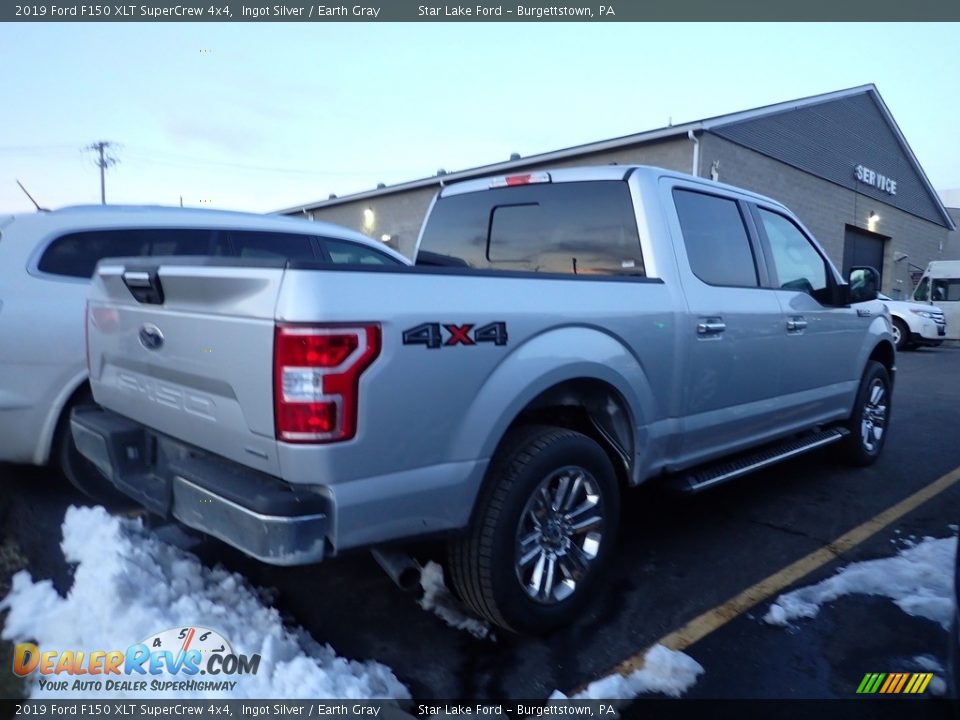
877, 292, 947, 350
0, 205, 407, 500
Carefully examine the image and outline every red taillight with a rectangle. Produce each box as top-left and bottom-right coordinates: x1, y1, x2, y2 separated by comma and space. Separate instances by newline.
90, 305, 119, 332
86, 304, 119, 371
273, 324, 380, 443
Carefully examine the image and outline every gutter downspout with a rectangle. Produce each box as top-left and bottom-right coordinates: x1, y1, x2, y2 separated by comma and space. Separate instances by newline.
688, 129, 700, 177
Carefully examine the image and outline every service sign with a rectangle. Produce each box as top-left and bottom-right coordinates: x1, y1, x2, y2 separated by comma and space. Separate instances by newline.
854, 164, 898, 195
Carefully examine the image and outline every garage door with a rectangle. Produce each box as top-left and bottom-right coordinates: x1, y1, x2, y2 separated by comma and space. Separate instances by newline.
842, 225, 886, 286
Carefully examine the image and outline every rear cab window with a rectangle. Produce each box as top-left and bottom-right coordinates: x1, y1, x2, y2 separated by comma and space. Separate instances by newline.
418, 181, 645, 276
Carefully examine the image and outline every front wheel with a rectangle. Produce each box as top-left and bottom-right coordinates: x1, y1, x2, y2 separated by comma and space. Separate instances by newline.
447, 425, 620, 634
840, 361, 892, 467
891, 318, 911, 351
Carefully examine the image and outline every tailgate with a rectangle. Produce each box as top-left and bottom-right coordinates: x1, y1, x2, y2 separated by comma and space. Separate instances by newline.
87, 258, 285, 476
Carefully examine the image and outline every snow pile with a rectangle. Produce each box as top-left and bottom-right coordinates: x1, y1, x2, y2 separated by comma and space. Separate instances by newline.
418, 561, 493, 640
764, 535, 956, 628
0, 506, 409, 700
553, 645, 704, 700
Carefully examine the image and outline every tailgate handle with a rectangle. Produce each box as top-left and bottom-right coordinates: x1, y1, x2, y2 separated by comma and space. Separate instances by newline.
122, 269, 165, 305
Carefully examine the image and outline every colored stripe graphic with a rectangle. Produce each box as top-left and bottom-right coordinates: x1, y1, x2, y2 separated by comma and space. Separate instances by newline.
857, 673, 886, 695
879, 673, 898, 693
893, 673, 909, 693
903, 674, 919, 693
857, 672, 933, 694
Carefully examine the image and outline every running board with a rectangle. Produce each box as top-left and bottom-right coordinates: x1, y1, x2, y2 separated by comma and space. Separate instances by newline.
670, 428, 849, 494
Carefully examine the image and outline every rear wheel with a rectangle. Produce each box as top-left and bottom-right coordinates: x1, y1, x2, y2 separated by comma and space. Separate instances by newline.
839, 361, 891, 467
55, 392, 132, 508
447, 425, 620, 634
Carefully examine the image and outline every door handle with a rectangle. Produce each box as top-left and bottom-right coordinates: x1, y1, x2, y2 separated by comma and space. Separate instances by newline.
786, 317, 808, 332
697, 319, 726, 335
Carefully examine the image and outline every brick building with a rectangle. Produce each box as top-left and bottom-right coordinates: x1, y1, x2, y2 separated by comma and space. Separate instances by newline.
279, 85, 955, 298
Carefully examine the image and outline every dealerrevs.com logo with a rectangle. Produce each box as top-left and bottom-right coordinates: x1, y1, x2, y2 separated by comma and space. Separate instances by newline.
13, 626, 261, 693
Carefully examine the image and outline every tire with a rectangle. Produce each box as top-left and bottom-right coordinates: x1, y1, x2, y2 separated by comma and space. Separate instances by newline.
447, 425, 620, 634
55, 392, 133, 508
839, 361, 892, 467
891, 318, 910, 351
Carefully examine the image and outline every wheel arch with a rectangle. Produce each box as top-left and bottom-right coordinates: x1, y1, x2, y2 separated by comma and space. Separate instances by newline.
500, 378, 636, 493
448, 325, 655, 484
867, 340, 896, 379
36, 370, 91, 466
442, 326, 660, 542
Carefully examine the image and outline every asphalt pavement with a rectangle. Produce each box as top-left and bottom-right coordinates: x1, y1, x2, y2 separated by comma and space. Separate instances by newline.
3, 345, 959, 700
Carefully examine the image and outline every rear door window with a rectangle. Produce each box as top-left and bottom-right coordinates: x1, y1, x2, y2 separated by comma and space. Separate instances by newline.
673, 189, 758, 287
417, 181, 644, 276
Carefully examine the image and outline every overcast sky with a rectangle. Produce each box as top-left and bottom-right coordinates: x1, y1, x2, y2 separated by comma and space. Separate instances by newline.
1, 22, 958, 214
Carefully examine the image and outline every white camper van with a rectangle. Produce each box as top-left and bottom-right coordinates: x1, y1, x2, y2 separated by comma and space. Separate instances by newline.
913, 260, 960, 340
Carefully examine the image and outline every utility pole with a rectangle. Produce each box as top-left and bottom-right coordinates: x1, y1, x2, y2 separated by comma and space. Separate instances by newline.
85, 141, 119, 204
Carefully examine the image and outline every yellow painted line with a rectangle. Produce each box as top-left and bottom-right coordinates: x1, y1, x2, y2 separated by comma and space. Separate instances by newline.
595, 463, 960, 682
916, 673, 934, 694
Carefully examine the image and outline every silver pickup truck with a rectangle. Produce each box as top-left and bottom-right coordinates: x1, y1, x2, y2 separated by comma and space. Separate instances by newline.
72, 166, 894, 633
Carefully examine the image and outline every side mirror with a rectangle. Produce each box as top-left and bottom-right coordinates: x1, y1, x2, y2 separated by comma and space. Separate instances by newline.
847, 266, 879, 304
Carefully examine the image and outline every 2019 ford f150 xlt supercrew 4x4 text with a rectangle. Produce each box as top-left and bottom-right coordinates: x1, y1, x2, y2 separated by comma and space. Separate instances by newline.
72, 166, 894, 633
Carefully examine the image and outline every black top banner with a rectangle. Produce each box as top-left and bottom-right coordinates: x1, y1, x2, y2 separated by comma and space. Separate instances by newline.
3, 0, 959, 21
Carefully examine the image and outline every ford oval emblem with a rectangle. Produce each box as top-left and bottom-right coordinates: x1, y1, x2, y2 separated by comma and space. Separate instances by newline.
138, 323, 164, 351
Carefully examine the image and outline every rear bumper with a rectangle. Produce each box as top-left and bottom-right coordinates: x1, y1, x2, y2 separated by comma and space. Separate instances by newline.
70, 406, 330, 566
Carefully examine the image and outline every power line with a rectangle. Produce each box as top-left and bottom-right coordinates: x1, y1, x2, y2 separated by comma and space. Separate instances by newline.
84, 141, 120, 204
0, 143, 84, 153
124, 147, 410, 178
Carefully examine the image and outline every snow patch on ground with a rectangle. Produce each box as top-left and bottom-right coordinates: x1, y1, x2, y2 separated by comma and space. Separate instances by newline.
552, 645, 704, 700
0, 506, 410, 700
418, 562, 493, 641
764, 535, 956, 629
